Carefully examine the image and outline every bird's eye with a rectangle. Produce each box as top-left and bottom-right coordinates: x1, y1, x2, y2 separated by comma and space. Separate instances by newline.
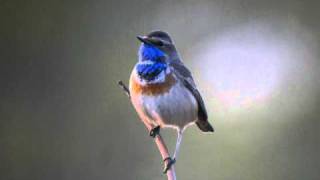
155, 40, 164, 46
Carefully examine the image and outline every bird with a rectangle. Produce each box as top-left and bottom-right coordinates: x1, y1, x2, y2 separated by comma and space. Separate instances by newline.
129, 30, 214, 173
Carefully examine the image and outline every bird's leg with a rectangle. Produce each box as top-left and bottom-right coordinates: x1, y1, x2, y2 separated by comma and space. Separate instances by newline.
163, 156, 176, 174
173, 131, 183, 160
149, 125, 161, 138
163, 131, 183, 174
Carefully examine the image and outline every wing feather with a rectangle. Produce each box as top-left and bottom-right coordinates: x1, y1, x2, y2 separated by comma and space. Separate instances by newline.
170, 61, 213, 132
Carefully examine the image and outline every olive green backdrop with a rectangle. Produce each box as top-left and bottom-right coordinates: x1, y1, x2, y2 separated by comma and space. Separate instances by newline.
1, 0, 319, 180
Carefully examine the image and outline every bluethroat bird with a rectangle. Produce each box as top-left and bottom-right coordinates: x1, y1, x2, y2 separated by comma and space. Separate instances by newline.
129, 31, 214, 173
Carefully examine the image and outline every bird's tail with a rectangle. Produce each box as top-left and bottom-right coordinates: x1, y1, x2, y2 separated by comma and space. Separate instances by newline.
196, 120, 214, 132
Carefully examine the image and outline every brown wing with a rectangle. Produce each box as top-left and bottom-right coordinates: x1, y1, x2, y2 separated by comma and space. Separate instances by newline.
170, 61, 214, 132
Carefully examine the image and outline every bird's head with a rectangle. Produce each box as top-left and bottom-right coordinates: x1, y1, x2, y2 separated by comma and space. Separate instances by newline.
137, 31, 178, 63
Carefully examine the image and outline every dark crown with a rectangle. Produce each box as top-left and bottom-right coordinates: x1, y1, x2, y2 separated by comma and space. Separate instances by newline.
147, 31, 172, 43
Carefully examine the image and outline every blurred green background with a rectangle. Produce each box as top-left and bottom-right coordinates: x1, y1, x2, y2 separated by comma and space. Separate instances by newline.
1, 0, 319, 180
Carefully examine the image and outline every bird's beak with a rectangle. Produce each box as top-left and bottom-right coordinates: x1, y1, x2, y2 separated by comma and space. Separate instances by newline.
137, 35, 152, 44
137, 35, 162, 46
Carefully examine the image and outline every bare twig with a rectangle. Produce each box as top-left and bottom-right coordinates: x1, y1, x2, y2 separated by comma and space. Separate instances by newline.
118, 81, 131, 98
117, 80, 176, 180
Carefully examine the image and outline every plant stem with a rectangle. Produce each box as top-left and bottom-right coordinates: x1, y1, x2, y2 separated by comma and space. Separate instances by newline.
118, 80, 176, 180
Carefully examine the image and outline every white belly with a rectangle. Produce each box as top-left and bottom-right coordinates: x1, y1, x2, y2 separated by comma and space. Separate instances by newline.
132, 82, 198, 130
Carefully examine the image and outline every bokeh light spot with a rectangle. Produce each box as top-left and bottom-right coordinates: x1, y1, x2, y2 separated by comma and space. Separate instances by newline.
192, 24, 289, 109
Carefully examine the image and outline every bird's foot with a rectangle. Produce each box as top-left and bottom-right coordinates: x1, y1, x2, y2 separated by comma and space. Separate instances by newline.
163, 157, 176, 174
149, 125, 160, 138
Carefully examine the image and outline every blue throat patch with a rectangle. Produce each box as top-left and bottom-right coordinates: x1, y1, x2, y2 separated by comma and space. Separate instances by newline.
136, 62, 167, 81
138, 44, 165, 62
137, 44, 167, 81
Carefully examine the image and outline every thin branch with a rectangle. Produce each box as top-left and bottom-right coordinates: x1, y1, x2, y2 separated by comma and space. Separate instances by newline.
118, 80, 176, 180
118, 81, 131, 98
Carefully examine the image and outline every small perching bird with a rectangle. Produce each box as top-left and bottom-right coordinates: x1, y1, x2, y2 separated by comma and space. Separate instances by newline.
129, 30, 214, 173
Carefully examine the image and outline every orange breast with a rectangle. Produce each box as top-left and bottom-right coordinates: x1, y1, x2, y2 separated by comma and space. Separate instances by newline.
130, 72, 177, 96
